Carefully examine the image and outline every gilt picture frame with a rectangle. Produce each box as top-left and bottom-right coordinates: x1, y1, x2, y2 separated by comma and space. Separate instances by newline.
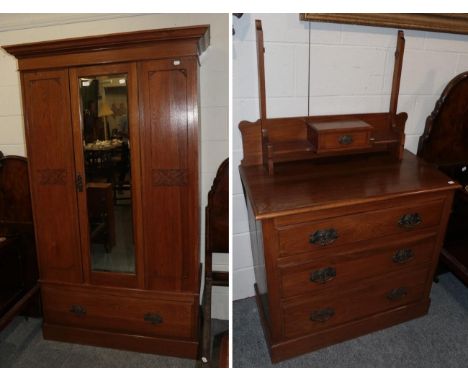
300, 13, 468, 35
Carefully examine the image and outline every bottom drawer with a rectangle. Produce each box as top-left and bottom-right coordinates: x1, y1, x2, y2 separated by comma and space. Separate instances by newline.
42, 285, 197, 340
282, 266, 430, 339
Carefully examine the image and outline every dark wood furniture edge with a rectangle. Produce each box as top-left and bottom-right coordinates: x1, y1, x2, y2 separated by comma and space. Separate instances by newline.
0, 153, 40, 330
268, 298, 430, 363
216, 331, 229, 368
441, 249, 468, 286
43, 323, 199, 359
417, 71, 468, 158
0, 154, 28, 162
0, 284, 40, 331
205, 157, 229, 264
2, 25, 210, 58
416, 70, 468, 287
201, 158, 229, 367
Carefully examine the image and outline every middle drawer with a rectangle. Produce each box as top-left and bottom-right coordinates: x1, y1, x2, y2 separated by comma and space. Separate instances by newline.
279, 232, 437, 299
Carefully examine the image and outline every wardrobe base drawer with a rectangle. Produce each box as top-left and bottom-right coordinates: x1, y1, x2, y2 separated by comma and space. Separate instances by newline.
41, 285, 198, 340
43, 322, 199, 359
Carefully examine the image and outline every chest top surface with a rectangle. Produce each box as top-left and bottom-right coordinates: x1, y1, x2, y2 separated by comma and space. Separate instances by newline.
240, 150, 459, 220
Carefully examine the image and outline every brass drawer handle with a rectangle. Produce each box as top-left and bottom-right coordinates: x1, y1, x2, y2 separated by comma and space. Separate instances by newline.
393, 248, 414, 264
70, 305, 86, 317
144, 313, 163, 325
310, 267, 336, 284
309, 228, 338, 246
338, 135, 353, 145
398, 213, 422, 228
386, 287, 408, 301
310, 308, 335, 323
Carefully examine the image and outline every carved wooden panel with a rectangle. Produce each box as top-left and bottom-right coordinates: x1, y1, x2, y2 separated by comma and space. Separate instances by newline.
139, 58, 199, 292
152, 169, 188, 186
22, 69, 82, 283
37, 169, 67, 185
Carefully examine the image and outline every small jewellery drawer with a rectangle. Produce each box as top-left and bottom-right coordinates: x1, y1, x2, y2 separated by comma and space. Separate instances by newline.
315, 130, 371, 152
307, 119, 372, 154
282, 266, 430, 339
280, 234, 436, 299
42, 285, 195, 339
277, 199, 444, 257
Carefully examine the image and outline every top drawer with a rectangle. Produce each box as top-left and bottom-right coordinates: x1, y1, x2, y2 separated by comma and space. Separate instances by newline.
277, 199, 444, 257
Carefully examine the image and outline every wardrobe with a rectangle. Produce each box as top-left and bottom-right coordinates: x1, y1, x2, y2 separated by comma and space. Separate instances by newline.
3, 25, 209, 358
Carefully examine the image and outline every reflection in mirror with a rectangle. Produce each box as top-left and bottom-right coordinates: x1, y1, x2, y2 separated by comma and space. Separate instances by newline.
79, 74, 135, 274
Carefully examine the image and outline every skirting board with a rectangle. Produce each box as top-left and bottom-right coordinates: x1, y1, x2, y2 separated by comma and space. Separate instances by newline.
43, 323, 199, 359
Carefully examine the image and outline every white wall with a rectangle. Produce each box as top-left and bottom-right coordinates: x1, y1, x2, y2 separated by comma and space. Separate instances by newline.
0, 13, 229, 319
233, 13, 468, 300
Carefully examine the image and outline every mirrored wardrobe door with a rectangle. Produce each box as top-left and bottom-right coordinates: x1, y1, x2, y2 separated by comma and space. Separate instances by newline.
69, 63, 144, 288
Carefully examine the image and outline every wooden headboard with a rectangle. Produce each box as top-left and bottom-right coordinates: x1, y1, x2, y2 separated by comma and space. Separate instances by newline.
418, 71, 468, 165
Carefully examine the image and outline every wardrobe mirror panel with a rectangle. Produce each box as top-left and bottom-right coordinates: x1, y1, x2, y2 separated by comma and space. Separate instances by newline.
79, 74, 135, 274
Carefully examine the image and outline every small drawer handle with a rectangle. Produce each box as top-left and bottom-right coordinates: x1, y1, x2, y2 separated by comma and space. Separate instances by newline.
310, 308, 335, 323
398, 213, 422, 228
310, 267, 336, 284
144, 313, 163, 325
309, 228, 338, 246
386, 287, 408, 301
393, 248, 414, 264
338, 135, 353, 145
70, 305, 86, 317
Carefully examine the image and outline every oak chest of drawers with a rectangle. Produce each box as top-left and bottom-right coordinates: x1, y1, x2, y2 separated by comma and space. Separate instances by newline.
240, 151, 458, 362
